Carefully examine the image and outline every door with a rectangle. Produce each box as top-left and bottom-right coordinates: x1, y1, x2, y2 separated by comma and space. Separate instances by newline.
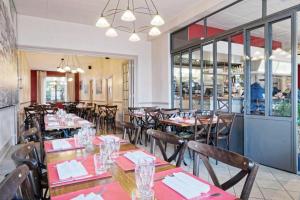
244, 17, 297, 172
89, 80, 93, 103
106, 77, 113, 105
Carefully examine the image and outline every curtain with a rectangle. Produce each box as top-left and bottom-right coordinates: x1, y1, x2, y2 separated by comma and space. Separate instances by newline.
66, 73, 75, 102
36, 71, 46, 104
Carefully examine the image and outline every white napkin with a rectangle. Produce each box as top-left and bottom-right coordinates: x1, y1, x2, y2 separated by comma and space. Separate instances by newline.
185, 119, 195, 124
169, 117, 183, 122
48, 122, 60, 126
48, 117, 57, 121
71, 193, 103, 200
52, 140, 72, 150
56, 160, 88, 180
123, 151, 156, 164
78, 120, 90, 125
162, 172, 210, 199
99, 135, 120, 142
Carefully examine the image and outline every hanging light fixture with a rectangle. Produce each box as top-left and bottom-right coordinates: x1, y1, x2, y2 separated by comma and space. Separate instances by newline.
57, 56, 85, 74
148, 27, 161, 36
95, 0, 164, 41
129, 32, 140, 42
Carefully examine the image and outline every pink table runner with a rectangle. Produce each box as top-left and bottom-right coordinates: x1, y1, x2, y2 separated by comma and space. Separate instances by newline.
153, 167, 236, 200
47, 155, 112, 188
115, 151, 168, 171
51, 182, 131, 200
44, 138, 84, 153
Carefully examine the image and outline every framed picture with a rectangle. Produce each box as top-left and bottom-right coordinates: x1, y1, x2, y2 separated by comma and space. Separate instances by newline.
83, 83, 88, 95
96, 79, 102, 94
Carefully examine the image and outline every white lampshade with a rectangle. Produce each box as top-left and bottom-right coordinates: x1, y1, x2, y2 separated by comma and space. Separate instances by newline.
77, 68, 85, 73
129, 33, 140, 42
121, 9, 136, 22
64, 66, 71, 71
96, 16, 110, 28
148, 27, 161, 36
68, 78, 73, 82
71, 69, 77, 73
105, 27, 118, 37
151, 14, 164, 26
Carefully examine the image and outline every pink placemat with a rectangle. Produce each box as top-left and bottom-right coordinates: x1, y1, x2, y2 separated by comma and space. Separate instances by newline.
93, 135, 127, 145
153, 167, 236, 200
44, 138, 84, 153
51, 182, 131, 200
115, 151, 168, 171
47, 155, 112, 188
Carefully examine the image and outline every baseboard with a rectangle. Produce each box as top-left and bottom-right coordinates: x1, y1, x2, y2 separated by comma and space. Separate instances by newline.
0, 140, 12, 162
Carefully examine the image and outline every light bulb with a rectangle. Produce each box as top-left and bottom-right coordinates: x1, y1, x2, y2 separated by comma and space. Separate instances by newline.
96, 16, 110, 28
105, 27, 118, 37
121, 9, 136, 22
64, 66, 71, 71
151, 14, 165, 26
129, 33, 140, 42
68, 78, 73, 82
148, 27, 161, 36
77, 68, 85, 73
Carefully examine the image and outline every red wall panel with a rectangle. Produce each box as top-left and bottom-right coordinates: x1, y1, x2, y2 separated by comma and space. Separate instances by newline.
31, 70, 37, 103
75, 73, 80, 101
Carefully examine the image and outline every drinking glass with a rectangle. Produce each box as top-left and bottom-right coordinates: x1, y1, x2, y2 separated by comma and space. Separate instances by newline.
135, 158, 155, 200
99, 139, 115, 164
112, 140, 121, 159
93, 152, 108, 174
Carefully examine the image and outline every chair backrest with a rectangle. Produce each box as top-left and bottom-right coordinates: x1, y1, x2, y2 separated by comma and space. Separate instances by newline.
32, 118, 45, 162
216, 113, 236, 138
128, 107, 143, 123
188, 141, 258, 200
98, 105, 107, 117
11, 143, 43, 198
0, 164, 36, 200
160, 109, 179, 119
106, 105, 118, 119
120, 121, 141, 145
194, 114, 214, 143
144, 108, 160, 128
147, 129, 187, 167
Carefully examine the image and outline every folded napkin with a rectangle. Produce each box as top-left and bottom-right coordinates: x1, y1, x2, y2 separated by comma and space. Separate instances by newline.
52, 140, 72, 150
169, 117, 183, 122
78, 120, 90, 125
56, 160, 88, 180
48, 122, 60, 126
162, 172, 210, 199
99, 135, 120, 142
48, 117, 57, 121
71, 192, 103, 200
123, 151, 156, 164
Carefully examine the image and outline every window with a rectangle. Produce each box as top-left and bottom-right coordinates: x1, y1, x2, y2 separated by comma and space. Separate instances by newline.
203, 44, 214, 111
171, 28, 189, 50
192, 49, 201, 109
172, 55, 181, 108
270, 18, 292, 117
181, 52, 190, 109
45, 77, 67, 103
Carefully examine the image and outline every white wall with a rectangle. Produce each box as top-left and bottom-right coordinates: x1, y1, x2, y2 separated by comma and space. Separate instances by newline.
17, 15, 152, 106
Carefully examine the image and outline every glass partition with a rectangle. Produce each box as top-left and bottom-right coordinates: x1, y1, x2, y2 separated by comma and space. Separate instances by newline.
172, 54, 181, 108
203, 44, 214, 111
181, 52, 190, 109
231, 33, 245, 113
216, 40, 229, 112
192, 49, 201, 109
249, 27, 265, 115
270, 18, 292, 117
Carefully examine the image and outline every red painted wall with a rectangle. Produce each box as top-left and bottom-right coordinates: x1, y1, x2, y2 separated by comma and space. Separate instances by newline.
75, 73, 80, 101
31, 70, 37, 103
46, 71, 66, 77
188, 24, 282, 49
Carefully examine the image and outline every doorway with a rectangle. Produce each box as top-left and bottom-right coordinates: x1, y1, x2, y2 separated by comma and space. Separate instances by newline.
106, 77, 113, 105
89, 80, 93, 103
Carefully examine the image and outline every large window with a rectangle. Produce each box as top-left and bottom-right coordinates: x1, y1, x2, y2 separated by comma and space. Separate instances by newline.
172, 55, 181, 108
191, 49, 201, 109
45, 77, 67, 103
203, 44, 214, 111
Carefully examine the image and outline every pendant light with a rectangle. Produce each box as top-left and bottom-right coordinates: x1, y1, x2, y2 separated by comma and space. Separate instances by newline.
96, 15, 110, 28
151, 14, 165, 26
106, 27, 118, 37
121, 9, 136, 22
148, 27, 161, 36
129, 32, 140, 42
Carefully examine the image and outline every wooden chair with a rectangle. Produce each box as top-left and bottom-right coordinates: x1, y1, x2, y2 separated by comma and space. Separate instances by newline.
105, 105, 118, 132
128, 107, 143, 124
24, 107, 37, 129
188, 141, 259, 200
11, 143, 49, 199
212, 113, 236, 150
193, 113, 215, 144
97, 105, 107, 130
143, 108, 160, 146
0, 164, 36, 200
121, 121, 141, 145
147, 129, 187, 167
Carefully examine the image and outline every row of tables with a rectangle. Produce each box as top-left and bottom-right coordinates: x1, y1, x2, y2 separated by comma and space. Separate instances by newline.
45, 114, 237, 200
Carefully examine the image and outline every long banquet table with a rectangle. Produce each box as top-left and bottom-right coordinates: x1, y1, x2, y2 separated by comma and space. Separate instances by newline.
46, 136, 238, 199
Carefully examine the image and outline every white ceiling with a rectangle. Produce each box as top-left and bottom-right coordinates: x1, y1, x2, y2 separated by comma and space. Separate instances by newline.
13, 0, 207, 30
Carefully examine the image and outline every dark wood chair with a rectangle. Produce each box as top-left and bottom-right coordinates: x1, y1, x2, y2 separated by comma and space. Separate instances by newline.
193, 113, 215, 144
24, 107, 37, 129
121, 121, 141, 145
188, 141, 259, 200
11, 143, 49, 199
97, 105, 107, 130
128, 107, 143, 125
105, 105, 118, 132
212, 113, 236, 150
0, 164, 36, 200
147, 129, 187, 167
143, 108, 160, 146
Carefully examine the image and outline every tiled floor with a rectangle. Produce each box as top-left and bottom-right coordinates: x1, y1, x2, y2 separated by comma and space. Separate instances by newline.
1, 135, 300, 200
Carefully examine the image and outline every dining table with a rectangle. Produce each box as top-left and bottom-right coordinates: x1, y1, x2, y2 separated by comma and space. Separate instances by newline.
45, 134, 238, 200
159, 116, 219, 128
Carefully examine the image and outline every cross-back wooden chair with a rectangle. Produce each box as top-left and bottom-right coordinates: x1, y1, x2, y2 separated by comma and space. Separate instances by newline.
11, 143, 49, 199
128, 107, 143, 125
193, 113, 215, 144
188, 141, 259, 200
97, 105, 107, 130
0, 164, 36, 200
213, 113, 236, 150
24, 107, 37, 128
147, 129, 187, 167
105, 105, 118, 132
121, 121, 141, 145
143, 108, 160, 146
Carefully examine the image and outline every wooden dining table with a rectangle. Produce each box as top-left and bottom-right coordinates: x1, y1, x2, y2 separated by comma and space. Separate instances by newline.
45, 136, 238, 200
159, 116, 218, 128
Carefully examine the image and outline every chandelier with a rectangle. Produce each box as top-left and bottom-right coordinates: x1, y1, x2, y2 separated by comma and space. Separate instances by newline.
57, 55, 85, 74
95, 0, 164, 42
